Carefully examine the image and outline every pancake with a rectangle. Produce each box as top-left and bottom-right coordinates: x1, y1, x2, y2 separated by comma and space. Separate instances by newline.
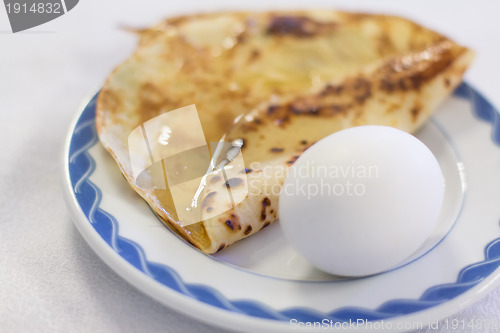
96, 10, 474, 254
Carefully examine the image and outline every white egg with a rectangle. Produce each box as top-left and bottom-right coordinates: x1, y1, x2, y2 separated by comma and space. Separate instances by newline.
279, 125, 444, 277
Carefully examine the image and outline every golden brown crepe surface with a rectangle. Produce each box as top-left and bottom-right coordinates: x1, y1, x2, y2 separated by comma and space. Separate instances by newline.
96, 10, 473, 253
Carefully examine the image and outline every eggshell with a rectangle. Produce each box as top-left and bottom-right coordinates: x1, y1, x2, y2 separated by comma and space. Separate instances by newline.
279, 125, 444, 277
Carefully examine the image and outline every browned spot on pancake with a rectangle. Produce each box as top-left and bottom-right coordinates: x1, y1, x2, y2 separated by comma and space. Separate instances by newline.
378, 41, 461, 93
380, 75, 396, 93
262, 222, 271, 229
260, 75, 376, 127
319, 84, 344, 97
224, 177, 244, 188
444, 78, 451, 87
229, 213, 241, 230
216, 243, 226, 252
240, 121, 259, 133
411, 107, 420, 121
210, 175, 222, 183
166, 14, 194, 26
411, 101, 423, 122
330, 104, 348, 113
267, 15, 336, 38
225, 220, 235, 231
286, 155, 300, 165
352, 77, 372, 104
273, 114, 290, 126
261, 197, 271, 221
248, 49, 261, 62
236, 31, 247, 44
302, 141, 316, 152
267, 104, 279, 115
244, 225, 252, 235
201, 191, 217, 208
270, 147, 284, 153
300, 140, 307, 145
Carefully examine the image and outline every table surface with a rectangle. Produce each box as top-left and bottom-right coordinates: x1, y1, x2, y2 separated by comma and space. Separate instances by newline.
1, 0, 500, 332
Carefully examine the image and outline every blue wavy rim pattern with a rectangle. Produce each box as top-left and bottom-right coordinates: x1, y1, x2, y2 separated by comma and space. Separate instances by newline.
67, 83, 500, 323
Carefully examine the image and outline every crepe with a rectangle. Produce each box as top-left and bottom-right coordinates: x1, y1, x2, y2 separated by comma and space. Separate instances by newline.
96, 10, 473, 254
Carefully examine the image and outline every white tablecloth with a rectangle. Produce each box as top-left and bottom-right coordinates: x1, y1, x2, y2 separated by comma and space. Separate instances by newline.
1, 1, 500, 332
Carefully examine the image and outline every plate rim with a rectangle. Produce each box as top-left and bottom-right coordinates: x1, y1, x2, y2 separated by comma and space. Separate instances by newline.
62, 83, 500, 332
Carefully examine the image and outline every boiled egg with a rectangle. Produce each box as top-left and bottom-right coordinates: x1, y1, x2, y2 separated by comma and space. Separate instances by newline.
279, 125, 444, 277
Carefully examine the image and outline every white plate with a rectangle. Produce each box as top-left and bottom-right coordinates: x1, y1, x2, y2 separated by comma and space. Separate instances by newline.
63, 83, 500, 332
